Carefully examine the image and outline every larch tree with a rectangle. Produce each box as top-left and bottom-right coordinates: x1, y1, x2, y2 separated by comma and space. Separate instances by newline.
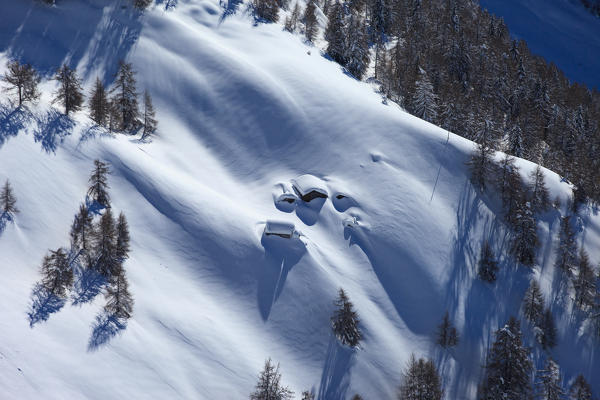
538, 308, 557, 350
511, 199, 538, 267
536, 358, 565, 400
573, 248, 596, 310
70, 203, 94, 253
115, 212, 131, 263
0, 179, 19, 217
89, 77, 110, 126
111, 61, 139, 131
2, 60, 40, 107
467, 130, 495, 191
412, 68, 439, 124
300, 391, 315, 400
40, 248, 74, 298
331, 288, 362, 347
249, 358, 294, 400
555, 216, 577, 276
87, 159, 111, 208
284, 2, 300, 32
569, 374, 593, 400
303, 0, 317, 42
480, 317, 533, 400
104, 267, 134, 320
94, 208, 117, 277
142, 90, 157, 140
529, 165, 550, 214
478, 241, 499, 283
436, 311, 459, 348
53, 64, 84, 116
253, 0, 280, 22
398, 355, 444, 400
325, 1, 346, 66
522, 279, 544, 325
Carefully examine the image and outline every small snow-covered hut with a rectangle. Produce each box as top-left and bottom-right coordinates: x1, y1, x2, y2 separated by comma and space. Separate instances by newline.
264, 220, 295, 239
291, 174, 328, 202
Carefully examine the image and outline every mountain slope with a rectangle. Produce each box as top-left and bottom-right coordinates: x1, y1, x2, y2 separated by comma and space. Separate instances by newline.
0, 0, 599, 398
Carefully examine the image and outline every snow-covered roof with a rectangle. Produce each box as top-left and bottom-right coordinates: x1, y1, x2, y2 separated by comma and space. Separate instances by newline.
264, 220, 295, 237
291, 174, 328, 197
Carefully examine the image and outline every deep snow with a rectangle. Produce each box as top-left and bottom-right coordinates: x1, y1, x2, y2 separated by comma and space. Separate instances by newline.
0, 0, 599, 399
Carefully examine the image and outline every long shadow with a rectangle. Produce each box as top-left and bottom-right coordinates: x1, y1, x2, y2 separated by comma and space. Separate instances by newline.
71, 267, 107, 306
258, 234, 306, 321
296, 198, 326, 226
0, 212, 9, 236
27, 283, 67, 327
0, 103, 29, 148
318, 335, 354, 400
88, 313, 126, 351
33, 110, 74, 153
0, 1, 143, 82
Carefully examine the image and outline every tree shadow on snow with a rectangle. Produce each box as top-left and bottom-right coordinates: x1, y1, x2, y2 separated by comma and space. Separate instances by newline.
318, 335, 354, 400
27, 283, 67, 327
258, 234, 306, 321
33, 110, 74, 153
87, 313, 126, 351
0, 103, 29, 148
71, 267, 107, 306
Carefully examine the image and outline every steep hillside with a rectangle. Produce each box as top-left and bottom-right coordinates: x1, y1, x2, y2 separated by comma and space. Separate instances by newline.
0, 0, 599, 399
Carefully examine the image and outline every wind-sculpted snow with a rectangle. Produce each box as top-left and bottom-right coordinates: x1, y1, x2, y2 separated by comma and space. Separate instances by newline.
0, 0, 599, 399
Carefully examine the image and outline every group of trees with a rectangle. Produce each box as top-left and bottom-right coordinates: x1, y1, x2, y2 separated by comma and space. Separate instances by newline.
34, 160, 134, 323
42, 0, 152, 10
1, 60, 157, 139
522, 280, 557, 349
480, 316, 594, 400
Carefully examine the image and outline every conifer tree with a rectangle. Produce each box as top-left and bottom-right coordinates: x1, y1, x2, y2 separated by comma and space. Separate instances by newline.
522, 280, 544, 325
2, 60, 40, 107
0, 179, 19, 217
53, 64, 84, 116
398, 355, 443, 400
538, 308, 557, 350
89, 77, 110, 126
254, 0, 280, 22
70, 203, 94, 253
94, 208, 117, 277
87, 159, 111, 207
250, 358, 294, 400
529, 165, 550, 214
111, 61, 139, 131
325, 2, 346, 66
104, 268, 134, 320
301, 391, 315, 400
331, 288, 362, 347
480, 317, 533, 400
467, 133, 495, 191
303, 0, 317, 42
511, 199, 538, 267
478, 241, 499, 283
573, 248, 596, 310
569, 374, 593, 400
142, 90, 157, 140
555, 216, 577, 275
284, 2, 300, 32
40, 248, 73, 298
436, 311, 459, 348
344, 13, 370, 80
412, 68, 438, 123
133, 0, 152, 9
115, 212, 131, 262
536, 358, 565, 400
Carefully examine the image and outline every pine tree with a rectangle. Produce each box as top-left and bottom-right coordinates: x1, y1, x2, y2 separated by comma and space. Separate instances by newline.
437, 311, 459, 348
573, 248, 596, 310
40, 248, 74, 298
303, 0, 317, 42
398, 355, 444, 400
104, 268, 134, 320
115, 212, 131, 262
89, 77, 110, 126
111, 61, 139, 132
569, 374, 593, 400
511, 199, 538, 267
53, 64, 84, 116
325, 2, 346, 66
478, 241, 499, 283
0, 179, 19, 217
555, 216, 577, 276
87, 159, 111, 207
412, 68, 438, 123
480, 317, 533, 400
536, 358, 565, 400
331, 288, 362, 347
529, 165, 550, 214
250, 358, 294, 400
2, 60, 40, 107
522, 279, 544, 325
254, 0, 280, 22
141, 90, 157, 140
70, 203, 94, 252
538, 308, 557, 350
94, 208, 118, 277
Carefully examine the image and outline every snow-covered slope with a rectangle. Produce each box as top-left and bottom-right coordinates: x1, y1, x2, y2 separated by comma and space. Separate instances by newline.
479, 0, 600, 89
1, 0, 599, 398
